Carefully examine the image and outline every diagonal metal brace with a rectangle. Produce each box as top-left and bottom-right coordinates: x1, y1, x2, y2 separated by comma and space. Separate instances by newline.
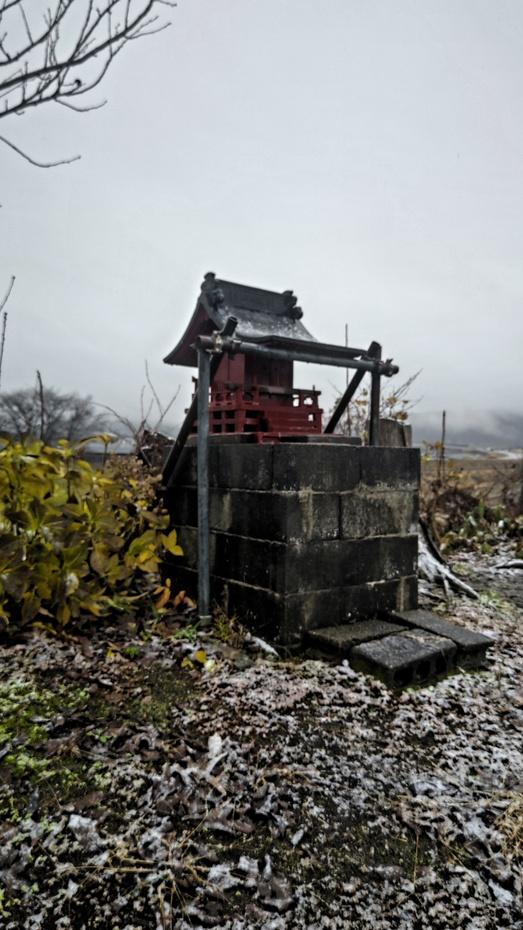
324, 341, 381, 434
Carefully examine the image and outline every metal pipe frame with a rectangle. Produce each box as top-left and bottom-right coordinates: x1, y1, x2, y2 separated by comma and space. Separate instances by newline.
166, 316, 399, 623
195, 333, 398, 378
369, 344, 382, 446
196, 345, 212, 622
162, 316, 239, 488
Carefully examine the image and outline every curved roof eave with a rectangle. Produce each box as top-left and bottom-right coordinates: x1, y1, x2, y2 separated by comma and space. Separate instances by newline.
163, 273, 317, 368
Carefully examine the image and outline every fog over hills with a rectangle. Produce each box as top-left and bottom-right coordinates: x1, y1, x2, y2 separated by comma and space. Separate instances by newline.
410, 410, 523, 450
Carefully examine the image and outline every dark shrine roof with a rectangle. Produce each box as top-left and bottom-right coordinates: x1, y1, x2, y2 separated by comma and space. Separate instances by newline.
163, 272, 317, 367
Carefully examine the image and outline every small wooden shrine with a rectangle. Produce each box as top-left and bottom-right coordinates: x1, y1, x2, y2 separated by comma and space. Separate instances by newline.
163, 272, 323, 440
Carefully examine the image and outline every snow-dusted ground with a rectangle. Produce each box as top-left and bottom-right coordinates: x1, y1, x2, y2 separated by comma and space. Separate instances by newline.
1, 555, 522, 929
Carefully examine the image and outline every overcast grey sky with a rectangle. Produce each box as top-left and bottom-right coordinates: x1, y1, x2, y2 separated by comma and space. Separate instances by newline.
1, 0, 522, 430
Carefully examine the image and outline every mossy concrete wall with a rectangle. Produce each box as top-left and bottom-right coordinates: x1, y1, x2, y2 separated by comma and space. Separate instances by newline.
166, 441, 420, 644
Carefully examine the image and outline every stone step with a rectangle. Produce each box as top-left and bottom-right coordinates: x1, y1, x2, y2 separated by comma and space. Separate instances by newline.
351, 630, 457, 688
391, 609, 491, 667
306, 608, 492, 688
306, 618, 409, 654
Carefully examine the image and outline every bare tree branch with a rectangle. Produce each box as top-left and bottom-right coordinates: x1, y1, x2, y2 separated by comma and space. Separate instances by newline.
0, 132, 80, 166
145, 359, 163, 421
152, 383, 179, 432
0, 272, 14, 313
0, 1, 175, 115
94, 372, 180, 458
0, 1, 175, 167
0, 273, 14, 390
36, 369, 45, 441
57, 96, 107, 112
0, 312, 7, 389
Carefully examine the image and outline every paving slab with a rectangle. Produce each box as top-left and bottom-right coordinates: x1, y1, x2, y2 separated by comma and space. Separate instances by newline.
306, 619, 409, 653
392, 608, 491, 664
351, 630, 457, 688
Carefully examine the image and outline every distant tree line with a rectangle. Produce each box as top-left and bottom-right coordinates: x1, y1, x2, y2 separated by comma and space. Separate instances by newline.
0, 383, 106, 445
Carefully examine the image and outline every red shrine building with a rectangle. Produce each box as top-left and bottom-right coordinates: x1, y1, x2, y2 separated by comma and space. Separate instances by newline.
163, 272, 323, 440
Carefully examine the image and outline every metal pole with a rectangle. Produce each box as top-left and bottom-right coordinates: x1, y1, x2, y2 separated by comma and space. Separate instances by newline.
162, 317, 238, 487
325, 341, 381, 434
162, 353, 220, 487
345, 323, 349, 388
197, 346, 211, 622
369, 343, 382, 446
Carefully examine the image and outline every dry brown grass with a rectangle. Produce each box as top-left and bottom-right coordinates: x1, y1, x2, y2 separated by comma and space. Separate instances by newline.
422, 454, 523, 511
498, 793, 523, 861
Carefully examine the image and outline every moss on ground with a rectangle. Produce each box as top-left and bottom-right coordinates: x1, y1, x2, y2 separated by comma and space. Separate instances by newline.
0, 657, 199, 829
0, 675, 108, 821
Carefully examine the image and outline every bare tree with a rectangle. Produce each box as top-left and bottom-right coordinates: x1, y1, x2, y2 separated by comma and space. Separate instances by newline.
0, 382, 107, 443
329, 370, 422, 442
96, 359, 180, 467
0, 1, 175, 167
0, 274, 15, 388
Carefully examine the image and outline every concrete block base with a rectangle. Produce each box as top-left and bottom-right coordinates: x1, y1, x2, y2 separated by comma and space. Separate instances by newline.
168, 439, 420, 644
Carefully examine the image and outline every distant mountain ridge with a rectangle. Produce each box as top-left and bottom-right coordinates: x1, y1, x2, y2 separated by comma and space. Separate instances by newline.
410, 410, 523, 450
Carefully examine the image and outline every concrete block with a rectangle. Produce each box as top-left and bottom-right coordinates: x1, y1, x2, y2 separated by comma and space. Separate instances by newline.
277, 435, 361, 445
351, 630, 457, 687
285, 491, 339, 541
165, 566, 419, 647
359, 447, 420, 489
397, 575, 419, 613
220, 579, 285, 641
211, 533, 285, 590
212, 444, 274, 490
227, 490, 340, 542
276, 577, 414, 642
166, 447, 197, 487
179, 532, 418, 595
340, 575, 418, 623
279, 587, 344, 641
306, 619, 409, 653
175, 525, 202, 570
379, 419, 412, 448
169, 563, 198, 596
284, 536, 412, 593
166, 486, 197, 528
392, 609, 491, 665
377, 534, 418, 583
341, 488, 418, 539
272, 443, 360, 492
168, 488, 339, 542
169, 444, 275, 490
167, 570, 286, 642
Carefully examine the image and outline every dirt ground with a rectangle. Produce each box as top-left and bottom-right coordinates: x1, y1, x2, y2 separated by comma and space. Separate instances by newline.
1, 554, 522, 930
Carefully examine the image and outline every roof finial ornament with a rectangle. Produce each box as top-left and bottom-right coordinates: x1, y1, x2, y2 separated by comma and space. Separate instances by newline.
282, 290, 303, 319
202, 271, 216, 288
201, 272, 224, 307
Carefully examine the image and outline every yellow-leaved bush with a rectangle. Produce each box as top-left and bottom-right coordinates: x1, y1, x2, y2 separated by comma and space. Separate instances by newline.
0, 438, 183, 629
